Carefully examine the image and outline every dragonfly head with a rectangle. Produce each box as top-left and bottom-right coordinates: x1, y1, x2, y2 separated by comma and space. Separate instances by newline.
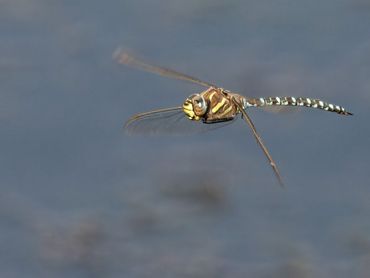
182, 94, 208, 121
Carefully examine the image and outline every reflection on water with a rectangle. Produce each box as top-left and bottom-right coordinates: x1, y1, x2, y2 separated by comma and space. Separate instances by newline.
1, 0, 370, 277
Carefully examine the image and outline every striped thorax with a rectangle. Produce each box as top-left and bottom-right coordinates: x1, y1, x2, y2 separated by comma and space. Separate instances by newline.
182, 87, 244, 123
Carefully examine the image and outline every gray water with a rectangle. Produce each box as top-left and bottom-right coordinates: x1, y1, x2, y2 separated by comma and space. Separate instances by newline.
1, 1, 370, 277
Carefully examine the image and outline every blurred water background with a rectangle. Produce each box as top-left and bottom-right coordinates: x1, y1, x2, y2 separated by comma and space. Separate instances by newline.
1, 0, 370, 277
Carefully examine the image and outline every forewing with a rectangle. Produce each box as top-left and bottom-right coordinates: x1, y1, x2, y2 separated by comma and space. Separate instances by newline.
114, 49, 217, 88
125, 107, 235, 135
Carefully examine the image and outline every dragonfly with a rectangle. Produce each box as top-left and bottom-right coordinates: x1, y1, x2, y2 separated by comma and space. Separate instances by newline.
115, 49, 352, 187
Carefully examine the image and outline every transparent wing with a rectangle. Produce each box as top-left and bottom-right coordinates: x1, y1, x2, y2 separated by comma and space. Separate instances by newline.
125, 107, 235, 135
260, 105, 297, 114
232, 97, 284, 187
114, 48, 217, 88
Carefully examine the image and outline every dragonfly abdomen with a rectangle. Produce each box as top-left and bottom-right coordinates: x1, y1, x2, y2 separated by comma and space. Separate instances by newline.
244, 96, 352, 115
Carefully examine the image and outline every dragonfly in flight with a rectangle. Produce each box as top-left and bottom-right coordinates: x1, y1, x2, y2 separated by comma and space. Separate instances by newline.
115, 49, 352, 187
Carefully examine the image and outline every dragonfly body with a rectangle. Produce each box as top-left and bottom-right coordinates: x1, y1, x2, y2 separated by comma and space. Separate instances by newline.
115, 50, 352, 186
182, 87, 352, 125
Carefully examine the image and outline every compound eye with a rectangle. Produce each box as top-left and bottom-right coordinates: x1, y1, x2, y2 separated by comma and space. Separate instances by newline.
195, 99, 203, 108
193, 95, 204, 108
192, 95, 207, 116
